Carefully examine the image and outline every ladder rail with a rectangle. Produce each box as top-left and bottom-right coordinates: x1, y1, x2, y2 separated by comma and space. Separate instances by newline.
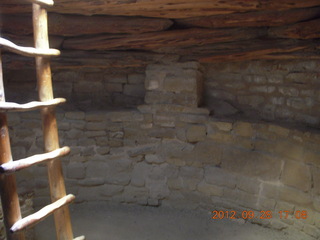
0, 52, 26, 240
33, 3, 75, 240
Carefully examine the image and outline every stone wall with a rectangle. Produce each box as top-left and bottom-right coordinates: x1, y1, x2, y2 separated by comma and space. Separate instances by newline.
204, 60, 320, 128
4, 68, 146, 111
2, 60, 320, 239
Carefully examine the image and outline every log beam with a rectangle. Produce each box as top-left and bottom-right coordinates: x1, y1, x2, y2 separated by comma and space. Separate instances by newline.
62, 28, 266, 51
176, 7, 320, 28
1, 13, 173, 36
1, 0, 320, 18
269, 18, 320, 39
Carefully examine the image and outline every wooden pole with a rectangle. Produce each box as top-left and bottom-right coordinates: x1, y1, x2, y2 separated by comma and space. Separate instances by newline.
0, 52, 25, 240
32, 3, 74, 240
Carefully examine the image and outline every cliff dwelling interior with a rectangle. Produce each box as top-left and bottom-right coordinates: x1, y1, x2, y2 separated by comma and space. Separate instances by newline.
0, 0, 320, 239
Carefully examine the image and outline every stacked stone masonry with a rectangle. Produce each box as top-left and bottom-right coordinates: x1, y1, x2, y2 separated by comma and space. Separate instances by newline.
204, 60, 320, 127
2, 60, 320, 239
8, 109, 320, 239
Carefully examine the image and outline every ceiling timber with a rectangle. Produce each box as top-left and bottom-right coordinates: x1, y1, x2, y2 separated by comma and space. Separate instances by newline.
1, 0, 320, 65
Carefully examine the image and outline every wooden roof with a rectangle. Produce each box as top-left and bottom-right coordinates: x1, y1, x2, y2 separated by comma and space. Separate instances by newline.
1, 0, 320, 68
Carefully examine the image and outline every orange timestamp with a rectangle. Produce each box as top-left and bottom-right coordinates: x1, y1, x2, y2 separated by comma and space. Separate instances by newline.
211, 210, 308, 220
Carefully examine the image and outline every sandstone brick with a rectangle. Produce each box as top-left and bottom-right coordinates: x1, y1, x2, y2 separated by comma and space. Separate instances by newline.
128, 73, 145, 84
197, 180, 223, 197
180, 166, 203, 190
204, 166, 236, 189
131, 162, 152, 187
148, 127, 175, 139
86, 161, 108, 177
85, 130, 106, 138
65, 111, 85, 120
276, 140, 305, 161
127, 145, 157, 157
303, 224, 320, 238
243, 74, 267, 83
96, 146, 110, 155
123, 84, 145, 97
145, 174, 170, 199
250, 85, 275, 93
233, 121, 255, 137
120, 186, 148, 204
145, 154, 164, 164
154, 114, 176, 127
163, 70, 200, 93
268, 124, 290, 137
105, 74, 127, 83
145, 91, 201, 107
232, 136, 255, 150
67, 162, 86, 179
85, 112, 107, 122
100, 184, 124, 197
237, 95, 265, 107
279, 186, 312, 206
207, 132, 233, 144
105, 171, 130, 185
185, 140, 222, 167
236, 176, 260, 194
257, 197, 276, 210
186, 125, 206, 143
74, 81, 104, 93
178, 113, 208, 124
223, 188, 259, 210
281, 161, 311, 192
222, 149, 282, 181
269, 220, 289, 230
275, 201, 295, 213
278, 87, 299, 97
313, 196, 320, 212
108, 111, 143, 122
78, 177, 105, 186
209, 121, 233, 132
77, 186, 103, 202
85, 122, 106, 131
109, 131, 124, 139
108, 139, 123, 148
167, 157, 186, 167
159, 139, 194, 159
167, 177, 184, 190
105, 83, 123, 92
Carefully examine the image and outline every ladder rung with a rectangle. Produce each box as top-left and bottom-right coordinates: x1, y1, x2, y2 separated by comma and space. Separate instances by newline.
0, 98, 66, 112
0, 37, 60, 57
10, 194, 75, 233
74, 236, 86, 240
28, 0, 54, 6
0, 147, 70, 174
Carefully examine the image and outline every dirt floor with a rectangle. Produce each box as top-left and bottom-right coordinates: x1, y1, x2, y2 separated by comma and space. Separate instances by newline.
34, 202, 315, 240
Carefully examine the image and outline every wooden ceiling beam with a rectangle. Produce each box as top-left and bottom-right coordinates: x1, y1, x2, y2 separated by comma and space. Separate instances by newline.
1, 0, 320, 18
62, 28, 266, 51
176, 7, 320, 28
0, 13, 173, 36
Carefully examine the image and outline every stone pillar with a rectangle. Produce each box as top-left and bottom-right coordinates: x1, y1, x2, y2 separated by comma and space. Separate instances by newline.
144, 62, 203, 107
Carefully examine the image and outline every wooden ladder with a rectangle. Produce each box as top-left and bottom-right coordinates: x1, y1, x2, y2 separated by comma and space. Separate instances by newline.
0, 1, 84, 240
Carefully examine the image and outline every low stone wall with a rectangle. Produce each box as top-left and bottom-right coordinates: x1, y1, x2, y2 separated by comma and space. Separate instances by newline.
8, 107, 320, 239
